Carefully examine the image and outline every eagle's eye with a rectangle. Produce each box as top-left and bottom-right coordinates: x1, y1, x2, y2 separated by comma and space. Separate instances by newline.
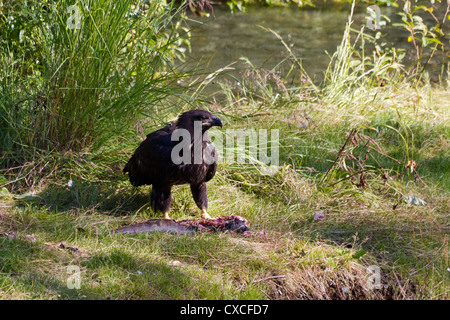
200, 115, 208, 120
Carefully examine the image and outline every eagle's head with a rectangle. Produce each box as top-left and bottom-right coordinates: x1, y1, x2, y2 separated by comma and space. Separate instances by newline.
177, 109, 223, 132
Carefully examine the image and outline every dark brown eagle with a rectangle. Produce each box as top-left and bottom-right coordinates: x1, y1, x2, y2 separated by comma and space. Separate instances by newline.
123, 109, 223, 220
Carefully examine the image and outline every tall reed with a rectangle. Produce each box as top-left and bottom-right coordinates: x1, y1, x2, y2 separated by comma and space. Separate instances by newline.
0, 0, 189, 167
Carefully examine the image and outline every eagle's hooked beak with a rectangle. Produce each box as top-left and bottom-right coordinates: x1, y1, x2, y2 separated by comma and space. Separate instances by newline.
211, 116, 223, 128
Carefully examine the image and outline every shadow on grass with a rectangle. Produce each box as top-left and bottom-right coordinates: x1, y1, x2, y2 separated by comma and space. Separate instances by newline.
82, 248, 198, 299
0, 235, 197, 299
0, 237, 98, 299
36, 179, 152, 217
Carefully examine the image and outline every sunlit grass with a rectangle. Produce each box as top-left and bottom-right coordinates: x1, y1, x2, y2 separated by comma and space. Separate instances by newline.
1, 76, 448, 298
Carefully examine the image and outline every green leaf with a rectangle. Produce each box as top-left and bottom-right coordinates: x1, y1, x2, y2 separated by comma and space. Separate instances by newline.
13, 192, 40, 202
352, 249, 367, 260
0, 187, 12, 199
426, 38, 443, 46
413, 6, 428, 12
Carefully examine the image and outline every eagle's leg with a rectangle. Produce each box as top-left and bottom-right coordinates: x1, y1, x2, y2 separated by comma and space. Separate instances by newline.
150, 185, 172, 220
190, 183, 211, 219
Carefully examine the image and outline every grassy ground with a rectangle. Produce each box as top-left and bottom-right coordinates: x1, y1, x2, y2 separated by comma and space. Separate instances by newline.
1, 78, 448, 299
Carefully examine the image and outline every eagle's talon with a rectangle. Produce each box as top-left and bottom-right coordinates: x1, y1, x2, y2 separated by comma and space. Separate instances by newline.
163, 212, 172, 220
201, 209, 211, 219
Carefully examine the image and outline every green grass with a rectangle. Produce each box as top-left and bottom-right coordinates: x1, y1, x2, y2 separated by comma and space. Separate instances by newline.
0, 0, 190, 165
1, 77, 448, 299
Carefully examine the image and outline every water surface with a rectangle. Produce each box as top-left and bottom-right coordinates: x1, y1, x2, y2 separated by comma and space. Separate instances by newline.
184, 3, 449, 84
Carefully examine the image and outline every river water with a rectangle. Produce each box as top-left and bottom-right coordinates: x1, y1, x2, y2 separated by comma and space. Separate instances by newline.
183, 2, 449, 84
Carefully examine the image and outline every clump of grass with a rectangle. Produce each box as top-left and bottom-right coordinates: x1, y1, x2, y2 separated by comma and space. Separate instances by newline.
0, 0, 190, 169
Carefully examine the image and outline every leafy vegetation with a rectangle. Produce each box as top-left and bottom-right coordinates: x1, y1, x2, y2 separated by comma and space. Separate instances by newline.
1, 0, 189, 165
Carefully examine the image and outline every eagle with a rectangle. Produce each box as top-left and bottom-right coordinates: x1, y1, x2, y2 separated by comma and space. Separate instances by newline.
123, 109, 223, 220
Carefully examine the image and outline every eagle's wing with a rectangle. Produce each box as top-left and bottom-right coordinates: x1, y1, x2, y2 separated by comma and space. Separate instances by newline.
123, 124, 176, 186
